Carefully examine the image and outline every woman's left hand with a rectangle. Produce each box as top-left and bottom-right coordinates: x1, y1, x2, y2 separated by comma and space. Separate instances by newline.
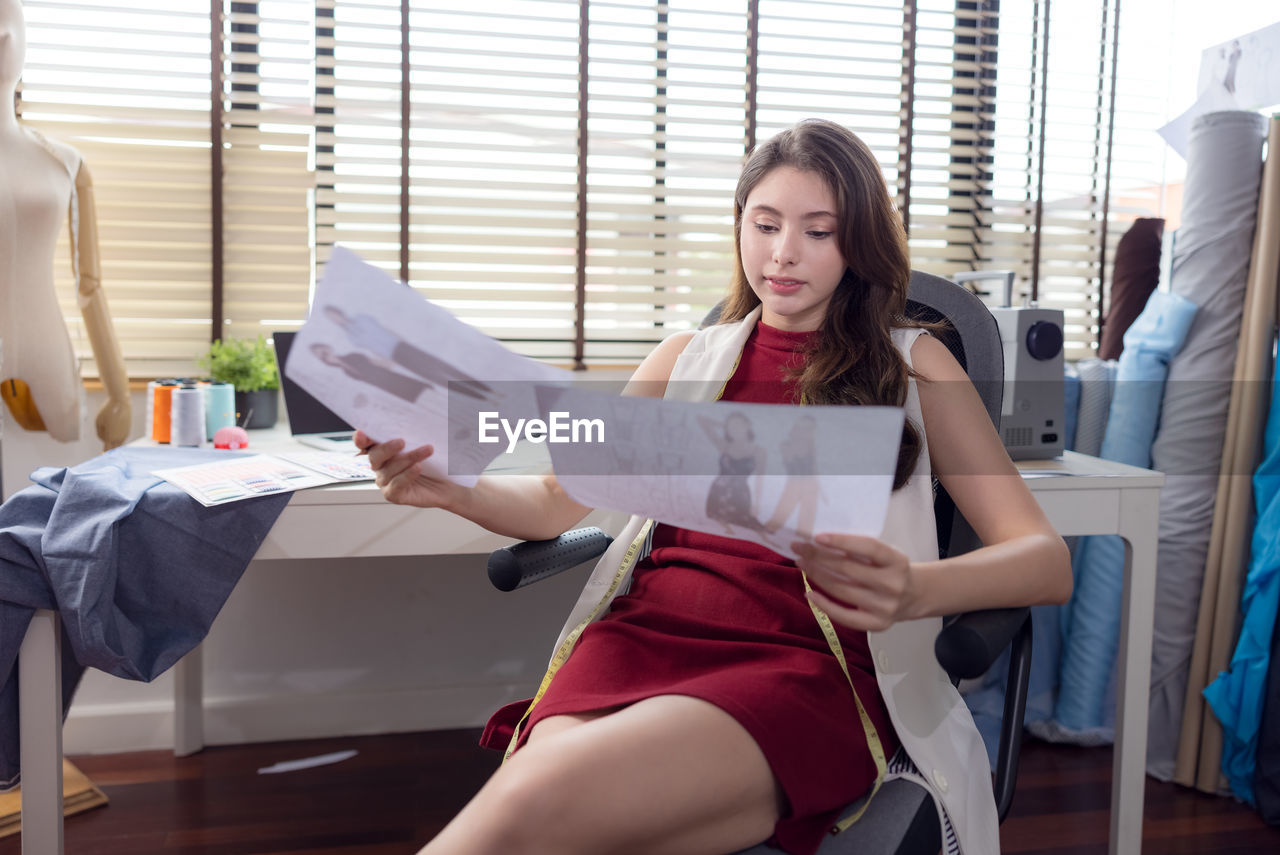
792, 534, 919, 632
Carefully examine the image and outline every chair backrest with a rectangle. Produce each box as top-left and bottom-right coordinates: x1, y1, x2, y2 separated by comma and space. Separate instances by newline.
904, 270, 1003, 430
903, 270, 1004, 558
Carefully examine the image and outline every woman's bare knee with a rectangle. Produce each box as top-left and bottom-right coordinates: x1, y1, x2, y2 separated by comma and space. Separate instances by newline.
474, 744, 593, 853
420, 747, 584, 855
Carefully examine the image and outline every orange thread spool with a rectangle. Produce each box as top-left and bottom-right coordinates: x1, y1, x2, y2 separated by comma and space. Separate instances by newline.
152, 383, 176, 443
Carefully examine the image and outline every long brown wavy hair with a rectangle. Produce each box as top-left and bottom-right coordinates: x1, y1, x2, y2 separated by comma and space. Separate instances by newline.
718, 119, 924, 490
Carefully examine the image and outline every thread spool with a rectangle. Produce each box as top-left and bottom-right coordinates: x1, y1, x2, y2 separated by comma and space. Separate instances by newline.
204, 382, 235, 440
151, 381, 179, 443
147, 378, 179, 442
170, 385, 206, 447
144, 380, 157, 437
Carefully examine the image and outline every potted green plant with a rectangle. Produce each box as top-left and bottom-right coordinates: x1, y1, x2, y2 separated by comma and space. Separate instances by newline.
200, 335, 280, 429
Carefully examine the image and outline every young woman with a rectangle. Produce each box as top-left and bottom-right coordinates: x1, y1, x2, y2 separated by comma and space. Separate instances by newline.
358, 119, 1071, 855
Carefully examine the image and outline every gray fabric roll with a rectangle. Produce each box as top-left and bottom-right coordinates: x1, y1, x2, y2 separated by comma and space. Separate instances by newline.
1147, 110, 1266, 780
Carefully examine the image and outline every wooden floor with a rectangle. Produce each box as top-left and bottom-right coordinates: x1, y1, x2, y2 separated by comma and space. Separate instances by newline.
5, 731, 1279, 854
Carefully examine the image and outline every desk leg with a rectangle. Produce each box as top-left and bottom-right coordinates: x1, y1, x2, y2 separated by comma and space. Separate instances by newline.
173, 644, 204, 757
1112, 491, 1160, 855
19, 609, 64, 855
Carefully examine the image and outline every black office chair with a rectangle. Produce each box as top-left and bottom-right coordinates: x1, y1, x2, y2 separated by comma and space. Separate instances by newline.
485, 271, 1032, 855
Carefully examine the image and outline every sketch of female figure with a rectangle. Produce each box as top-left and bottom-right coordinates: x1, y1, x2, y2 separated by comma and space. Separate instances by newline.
698, 411, 769, 535
764, 415, 821, 540
323, 304, 496, 403
311, 342, 431, 404
1222, 40, 1243, 95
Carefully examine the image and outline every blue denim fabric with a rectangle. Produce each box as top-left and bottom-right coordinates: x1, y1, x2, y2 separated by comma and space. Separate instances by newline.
0, 447, 290, 789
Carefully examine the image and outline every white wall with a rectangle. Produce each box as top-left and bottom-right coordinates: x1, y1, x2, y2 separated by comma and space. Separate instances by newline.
3, 388, 597, 755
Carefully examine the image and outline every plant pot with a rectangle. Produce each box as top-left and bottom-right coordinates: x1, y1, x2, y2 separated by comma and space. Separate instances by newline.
234, 388, 279, 429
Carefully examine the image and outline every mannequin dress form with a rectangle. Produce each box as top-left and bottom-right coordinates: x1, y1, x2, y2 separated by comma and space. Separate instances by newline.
1, 0, 130, 449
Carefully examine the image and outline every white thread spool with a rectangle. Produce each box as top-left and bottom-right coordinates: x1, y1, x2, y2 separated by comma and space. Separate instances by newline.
170, 385, 206, 447
144, 380, 157, 439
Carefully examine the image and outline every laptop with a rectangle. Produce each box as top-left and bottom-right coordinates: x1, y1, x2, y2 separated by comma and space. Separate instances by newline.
272, 331, 359, 451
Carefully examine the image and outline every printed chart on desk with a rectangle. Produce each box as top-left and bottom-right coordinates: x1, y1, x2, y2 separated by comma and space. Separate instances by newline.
154, 452, 373, 507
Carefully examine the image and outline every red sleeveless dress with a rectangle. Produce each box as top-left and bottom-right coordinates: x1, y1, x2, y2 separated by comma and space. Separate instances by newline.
481, 321, 899, 855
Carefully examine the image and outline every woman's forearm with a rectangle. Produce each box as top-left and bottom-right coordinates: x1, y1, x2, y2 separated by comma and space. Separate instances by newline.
907, 532, 1072, 620
447, 473, 593, 541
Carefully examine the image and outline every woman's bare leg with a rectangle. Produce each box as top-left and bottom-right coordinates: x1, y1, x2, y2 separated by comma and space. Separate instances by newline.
418, 695, 783, 855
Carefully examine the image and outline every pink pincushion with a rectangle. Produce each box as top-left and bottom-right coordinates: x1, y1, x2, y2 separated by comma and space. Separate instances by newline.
213, 426, 250, 449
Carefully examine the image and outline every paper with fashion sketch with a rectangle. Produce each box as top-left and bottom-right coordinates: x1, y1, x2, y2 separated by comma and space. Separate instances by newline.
1160, 20, 1280, 158
286, 246, 571, 486
1195, 22, 1280, 115
535, 384, 904, 560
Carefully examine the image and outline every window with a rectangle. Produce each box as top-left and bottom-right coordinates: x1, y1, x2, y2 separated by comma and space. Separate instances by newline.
17, 0, 1172, 376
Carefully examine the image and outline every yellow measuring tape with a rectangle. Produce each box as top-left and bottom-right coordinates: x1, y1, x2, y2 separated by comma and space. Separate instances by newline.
792, 365, 887, 829
503, 518, 655, 761
800, 571, 887, 833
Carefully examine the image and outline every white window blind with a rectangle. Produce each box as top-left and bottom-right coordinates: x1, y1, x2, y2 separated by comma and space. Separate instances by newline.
756, 0, 906, 188
583, 0, 747, 364
901, 0, 997, 277
19, 0, 215, 378
972, 0, 1160, 361
408, 1, 581, 361
223, 0, 315, 343
314, 0, 404, 291
980, 0, 1110, 360
16, 0, 1171, 377
19, 0, 314, 376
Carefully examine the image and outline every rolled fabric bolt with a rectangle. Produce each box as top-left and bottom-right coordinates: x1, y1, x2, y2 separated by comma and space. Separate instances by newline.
170, 385, 206, 447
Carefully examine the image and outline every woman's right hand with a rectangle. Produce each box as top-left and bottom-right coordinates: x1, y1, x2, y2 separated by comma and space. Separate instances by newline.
355, 429, 463, 510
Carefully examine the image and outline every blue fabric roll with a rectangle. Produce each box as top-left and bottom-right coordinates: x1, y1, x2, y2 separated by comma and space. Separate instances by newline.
1098, 293, 1198, 466
1073, 359, 1117, 458
1054, 293, 1198, 735
0, 447, 291, 789
1203, 369, 1280, 805
1063, 363, 1081, 451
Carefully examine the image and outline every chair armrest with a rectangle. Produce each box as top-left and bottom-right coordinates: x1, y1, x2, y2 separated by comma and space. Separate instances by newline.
487, 527, 614, 592
934, 607, 1030, 681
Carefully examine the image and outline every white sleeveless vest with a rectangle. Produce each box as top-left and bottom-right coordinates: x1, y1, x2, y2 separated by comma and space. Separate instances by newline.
549, 308, 1000, 855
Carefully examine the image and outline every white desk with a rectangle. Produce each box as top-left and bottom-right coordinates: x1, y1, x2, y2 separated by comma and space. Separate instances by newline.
1012, 452, 1164, 855
17, 448, 1162, 855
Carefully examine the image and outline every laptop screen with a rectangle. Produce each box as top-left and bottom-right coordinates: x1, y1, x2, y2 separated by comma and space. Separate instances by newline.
272, 331, 355, 435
